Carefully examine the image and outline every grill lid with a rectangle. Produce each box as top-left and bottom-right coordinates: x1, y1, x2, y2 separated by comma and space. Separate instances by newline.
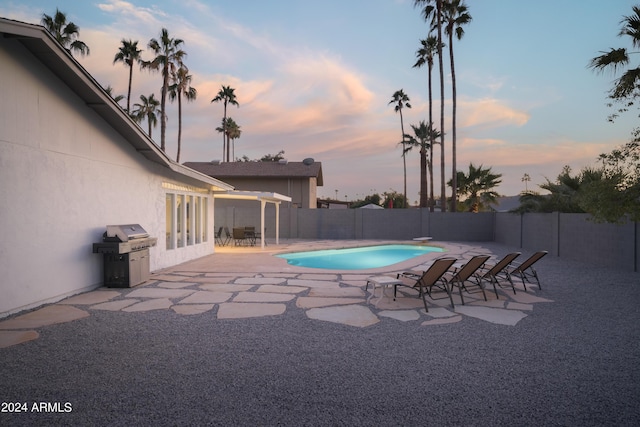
105, 224, 149, 242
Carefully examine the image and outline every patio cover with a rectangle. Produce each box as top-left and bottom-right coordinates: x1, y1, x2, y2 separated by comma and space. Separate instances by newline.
213, 191, 292, 249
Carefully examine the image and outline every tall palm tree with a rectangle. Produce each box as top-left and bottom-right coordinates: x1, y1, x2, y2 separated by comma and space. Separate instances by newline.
413, 35, 441, 211
113, 39, 142, 113
131, 94, 161, 139
143, 28, 186, 152
415, 0, 446, 212
41, 9, 89, 57
589, 5, 640, 121
442, 0, 472, 212
389, 89, 412, 208
168, 66, 197, 163
450, 163, 502, 212
211, 85, 239, 162
404, 121, 440, 207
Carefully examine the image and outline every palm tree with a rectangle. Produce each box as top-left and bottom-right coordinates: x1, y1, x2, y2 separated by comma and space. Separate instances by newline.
215, 117, 241, 160
521, 173, 531, 193
211, 85, 239, 162
589, 5, 640, 121
103, 85, 125, 107
143, 28, 186, 152
442, 0, 472, 212
226, 118, 242, 160
41, 9, 90, 56
131, 94, 161, 139
389, 89, 412, 208
415, 0, 446, 212
168, 66, 197, 163
113, 39, 142, 113
450, 163, 502, 212
413, 35, 441, 211
404, 121, 440, 207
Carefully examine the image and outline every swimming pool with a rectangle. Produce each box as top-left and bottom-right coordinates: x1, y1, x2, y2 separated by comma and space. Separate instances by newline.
276, 244, 444, 270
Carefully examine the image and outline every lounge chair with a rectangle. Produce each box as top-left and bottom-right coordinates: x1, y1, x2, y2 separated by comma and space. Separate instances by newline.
503, 251, 548, 291
477, 252, 521, 298
441, 255, 490, 306
394, 257, 457, 312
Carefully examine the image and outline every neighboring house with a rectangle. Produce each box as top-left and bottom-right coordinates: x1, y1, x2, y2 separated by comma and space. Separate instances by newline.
0, 18, 239, 317
185, 160, 323, 209
317, 199, 350, 209
358, 203, 383, 210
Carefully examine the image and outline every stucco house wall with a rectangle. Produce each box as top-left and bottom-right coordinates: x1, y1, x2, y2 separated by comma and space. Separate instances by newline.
185, 161, 322, 209
0, 19, 232, 317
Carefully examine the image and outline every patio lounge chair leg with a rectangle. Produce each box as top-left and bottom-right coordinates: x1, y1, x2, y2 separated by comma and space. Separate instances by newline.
457, 281, 465, 305
507, 275, 517, 294
446, 283, 456, 308
420, 290, 429, 313
491, 277, 500, 299
532, 270, 541, 290
518, 273, 528, 292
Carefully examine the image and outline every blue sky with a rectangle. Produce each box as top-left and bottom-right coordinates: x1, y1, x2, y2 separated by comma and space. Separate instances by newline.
2, 0, 638, 202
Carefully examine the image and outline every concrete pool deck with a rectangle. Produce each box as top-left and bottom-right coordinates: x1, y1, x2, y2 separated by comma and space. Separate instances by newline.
0, 240, 551, 348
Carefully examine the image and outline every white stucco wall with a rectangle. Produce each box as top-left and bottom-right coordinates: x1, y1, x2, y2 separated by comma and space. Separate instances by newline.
0, 37, 215, 317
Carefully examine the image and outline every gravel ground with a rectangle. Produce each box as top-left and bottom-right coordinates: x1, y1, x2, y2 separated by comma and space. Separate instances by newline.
1, 242, 639, 426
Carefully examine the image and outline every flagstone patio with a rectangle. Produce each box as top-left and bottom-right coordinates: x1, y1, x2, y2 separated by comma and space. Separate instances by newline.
0, 240, 553, 348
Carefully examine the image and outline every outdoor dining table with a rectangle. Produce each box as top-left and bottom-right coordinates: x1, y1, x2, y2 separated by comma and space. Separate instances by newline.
233, 227, 258, 246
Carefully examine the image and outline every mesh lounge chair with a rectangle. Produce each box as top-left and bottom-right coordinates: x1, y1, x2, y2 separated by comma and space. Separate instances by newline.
477, 252, 521, 298
502, 251, 548, 291
442, 255, 490, 306
394, 257, 457, 312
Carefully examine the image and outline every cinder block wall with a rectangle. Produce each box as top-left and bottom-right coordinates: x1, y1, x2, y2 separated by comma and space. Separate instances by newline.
522, 213, 557, 255
213, 205, 638, 272
429, 212, 494, 241
494, 213, 522, 247
297, 209, 356, 239
558, 214, 635, 270
359, 209, 424, 239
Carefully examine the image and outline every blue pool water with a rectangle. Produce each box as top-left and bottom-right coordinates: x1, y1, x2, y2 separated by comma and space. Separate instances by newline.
276, 244, 444, 270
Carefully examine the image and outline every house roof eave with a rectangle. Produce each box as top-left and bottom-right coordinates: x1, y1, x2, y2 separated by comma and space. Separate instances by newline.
1, 17, 229, 191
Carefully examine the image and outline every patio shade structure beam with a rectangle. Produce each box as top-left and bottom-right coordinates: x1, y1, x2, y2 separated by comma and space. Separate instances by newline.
213, 191, 292, 249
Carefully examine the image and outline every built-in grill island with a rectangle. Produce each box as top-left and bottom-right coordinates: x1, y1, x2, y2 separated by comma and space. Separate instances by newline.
92, 224, 157, 288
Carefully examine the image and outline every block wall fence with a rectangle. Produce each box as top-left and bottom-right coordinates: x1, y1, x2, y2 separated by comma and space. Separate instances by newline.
215, 205, 639, 273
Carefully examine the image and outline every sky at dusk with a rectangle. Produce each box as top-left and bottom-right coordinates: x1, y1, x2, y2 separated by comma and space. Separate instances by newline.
2, 0, 638, 204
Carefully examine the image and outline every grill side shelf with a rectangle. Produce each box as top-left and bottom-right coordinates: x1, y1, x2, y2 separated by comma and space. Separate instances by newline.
92, 242, 132, 254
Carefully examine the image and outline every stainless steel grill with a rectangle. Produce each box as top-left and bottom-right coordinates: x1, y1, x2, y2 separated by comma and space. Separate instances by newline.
92, 224, 157, 288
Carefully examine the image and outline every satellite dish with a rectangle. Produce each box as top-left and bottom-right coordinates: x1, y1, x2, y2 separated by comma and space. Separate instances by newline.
302, 158, 314, 165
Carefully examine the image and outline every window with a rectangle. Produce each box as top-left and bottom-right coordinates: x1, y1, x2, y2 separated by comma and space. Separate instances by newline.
177, 194, 185, 248
186, 195, 193, 246
165, 191, 209, 250
195, 196, 201, 244
166, 194, 175, 249
202, 197, 208, 242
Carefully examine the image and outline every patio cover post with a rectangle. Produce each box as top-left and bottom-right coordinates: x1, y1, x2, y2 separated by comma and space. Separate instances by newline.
260, 199, 266, 249
275, 202, 280, 245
